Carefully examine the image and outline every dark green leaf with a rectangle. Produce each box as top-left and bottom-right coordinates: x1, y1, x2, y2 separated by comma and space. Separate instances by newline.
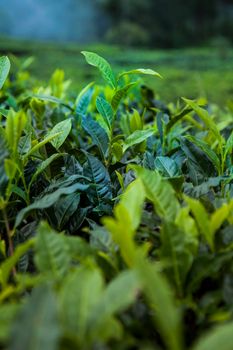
75, 82, 94, 115
181, 137, 217, 180
82, 114, 109, 159
84, 154, 112, 211
15, 182, 89, 228
54, 192, 80, 229
155, 156, 181, 177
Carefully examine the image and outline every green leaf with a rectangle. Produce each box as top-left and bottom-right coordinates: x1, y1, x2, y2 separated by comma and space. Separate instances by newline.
81, 51, 116, 88
184, 196, 213, 250
185, 135, 220, 173
103, 179, 182, 350
75, 82, 94, 115
186, 251, 233, 294
0, 108, 9, 117
103, 179, 145, 266
182, 98, 222, 143
21, 56, 35, 70
59, 266, 104, 340
89, 270, 140, 333
96, 96, 114, 130
129, 108, 143, 132
66, 236, 94, 260
111, 142, 123, 163
30, 93, 71, 109
180, 137, 217, 179
24, 132, 62, 159
5, 110, 27, 157
47, 119, 72, 150
165, 107, 192, 134
111, 83, 136, 111
9, 285, 60, 350
15, 182, 89, 228
175, 207, 199, 249
224, 130, 233, 158
0, 56, 10, 89
10, 185, 27, 202
156, 111, 165, 146
123, 129, 155, 153
160, 220, 197, 294
210, 200, 233, 237
119, 68, 162, 80
28, 153, 65, 189
4, 159, 17, 181
103, 209, 135, 266
0, 304, 19, 343
132, 166, 180, 222
0, 239, 34, 288
18, 133, 32, 156
0, 129, 9, 197
34, 221, 71, 278
154, 156, 181, 177
192, 321, 233, 350
136, 257, 183, 350
119, 178, 145, 231
54, 192, 80, 229
184, 176, 225, 199
84, 154, 112, 210
82, 114, 109, 159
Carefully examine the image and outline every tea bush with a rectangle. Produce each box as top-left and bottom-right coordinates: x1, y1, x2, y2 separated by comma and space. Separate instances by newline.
0, 52, 232, 350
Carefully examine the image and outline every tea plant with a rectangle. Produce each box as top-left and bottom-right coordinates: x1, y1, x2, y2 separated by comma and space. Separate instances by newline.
0, 52, 232, 350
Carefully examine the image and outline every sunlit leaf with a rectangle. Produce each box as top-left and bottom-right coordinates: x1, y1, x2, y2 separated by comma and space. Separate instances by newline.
82, 51, 116, 88
0, 56, 10, 89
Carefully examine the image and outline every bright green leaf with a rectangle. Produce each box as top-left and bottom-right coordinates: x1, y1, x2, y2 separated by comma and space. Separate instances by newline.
81, 51, 116, 89
0, 56, 10, 89
48, 119, 72, 150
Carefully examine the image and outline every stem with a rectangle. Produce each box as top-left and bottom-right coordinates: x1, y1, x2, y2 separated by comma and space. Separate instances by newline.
21, 173, 30, 205
107, 113, 117, 167
2, 208, 16, 276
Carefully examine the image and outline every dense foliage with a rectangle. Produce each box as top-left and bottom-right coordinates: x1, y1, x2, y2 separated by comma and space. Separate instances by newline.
0, 52, 233, 350
102, 0, 233, 47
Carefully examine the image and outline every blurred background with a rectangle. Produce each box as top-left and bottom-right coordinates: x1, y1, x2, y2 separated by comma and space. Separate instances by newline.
0, 0, 233, 104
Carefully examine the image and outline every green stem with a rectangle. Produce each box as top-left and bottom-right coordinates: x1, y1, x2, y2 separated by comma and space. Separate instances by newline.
2, 208, 16, 276
21, 172, 30, 205
107, 112, 117, 167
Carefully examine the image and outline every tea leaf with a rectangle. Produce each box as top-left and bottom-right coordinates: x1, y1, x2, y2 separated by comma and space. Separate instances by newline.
35, 222, 71, 278
48, 119, 72, 150
132, 166, 180, 221
82, 51, 116, 88
0, 56, 10, 89
123, 129, 155, 152
96, 96, 114, 129
9, 285, 60, 350
82, 114, 109, 159
193, 321, 233, 350
119, 68, 162, 80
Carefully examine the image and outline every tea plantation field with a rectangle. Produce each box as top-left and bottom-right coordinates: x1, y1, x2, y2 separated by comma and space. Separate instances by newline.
0, 36, 233, 106
0, 44, 233, 350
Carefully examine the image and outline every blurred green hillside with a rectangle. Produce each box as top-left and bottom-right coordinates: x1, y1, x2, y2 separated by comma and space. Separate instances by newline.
0, 37, 232, 106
